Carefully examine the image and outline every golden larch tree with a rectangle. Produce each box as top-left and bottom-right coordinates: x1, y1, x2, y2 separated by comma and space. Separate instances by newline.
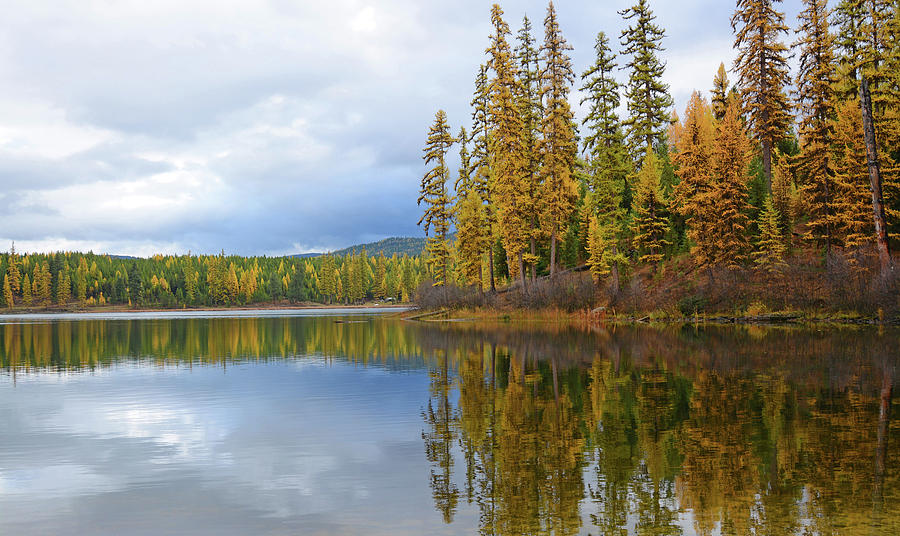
453, 126, 486, 289
419, 110, 455, 287
539, 1, 577, 277
631, 148, 671, 266
709, 97, 753, 266
794, 0, 837, 250
753, 196, 788, 271
487, 4, 530, 288
672, 92, 717, 265
831, 99, 875, 251
515, 14, 543, 281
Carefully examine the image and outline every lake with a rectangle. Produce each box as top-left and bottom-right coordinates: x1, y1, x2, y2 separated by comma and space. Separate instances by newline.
0, 310, 897, 535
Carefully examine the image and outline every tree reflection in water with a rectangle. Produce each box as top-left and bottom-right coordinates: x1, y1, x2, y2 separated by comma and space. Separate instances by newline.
0, 317, 896, 534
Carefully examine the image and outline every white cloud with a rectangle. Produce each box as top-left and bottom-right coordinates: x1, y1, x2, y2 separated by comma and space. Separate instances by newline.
0, 0, 761, 256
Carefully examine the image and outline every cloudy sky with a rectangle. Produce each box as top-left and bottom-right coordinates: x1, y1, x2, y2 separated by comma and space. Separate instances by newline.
0, 0, 802, 256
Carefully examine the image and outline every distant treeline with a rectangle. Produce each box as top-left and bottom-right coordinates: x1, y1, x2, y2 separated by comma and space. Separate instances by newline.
0, 247, 429, 309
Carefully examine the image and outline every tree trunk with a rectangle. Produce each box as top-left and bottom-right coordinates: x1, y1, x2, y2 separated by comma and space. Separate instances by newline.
859, 77, 893, 271
487, 244, 496, 292
530, 235, 537, 284
549, 231, 557, 278
762, 137, 773, 194
610, 246, 620, 294
518, 252, 526, 292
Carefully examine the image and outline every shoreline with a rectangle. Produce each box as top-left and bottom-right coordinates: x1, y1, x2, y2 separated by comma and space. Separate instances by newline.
0, 303, 413, 316
397, 307, 896, 327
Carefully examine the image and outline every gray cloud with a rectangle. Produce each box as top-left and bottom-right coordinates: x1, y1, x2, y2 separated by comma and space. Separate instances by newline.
0, 0, 801, 256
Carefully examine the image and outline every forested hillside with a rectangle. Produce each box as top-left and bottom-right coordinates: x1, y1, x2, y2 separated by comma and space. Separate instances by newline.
329, 236, 427, 258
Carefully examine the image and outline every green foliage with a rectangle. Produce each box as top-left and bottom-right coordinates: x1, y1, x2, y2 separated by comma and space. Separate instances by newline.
619, 0, 674, 157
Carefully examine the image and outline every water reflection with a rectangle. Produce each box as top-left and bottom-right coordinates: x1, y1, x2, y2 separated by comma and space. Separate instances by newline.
0, 316, 897, 535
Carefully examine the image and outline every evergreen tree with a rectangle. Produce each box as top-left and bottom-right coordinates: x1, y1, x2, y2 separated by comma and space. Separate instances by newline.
711, 63, 731, 121
672, 92, 718, 266
753, 196, 788, 271
581, 31, 629, 289
419, 109, 455, 287
710, 97, 753, 266
22, 273, 32, 306
470, 63, 497, 291
771, 151, 796, 244
794, 0, 837, 250
267, 271, 282, 303
287, 266, 307, 303
731, 0, 792, 192
831, 99, 875, 251
487, 3, 530, 288
127, 263, 142, 306
539, 1, 577, 277
631, 148, 671, 265
7, 243, 20, 297
2, 274, 12, 308
619, 0, 674, 157
515, 14, 543, 280
580, 32, 628, 168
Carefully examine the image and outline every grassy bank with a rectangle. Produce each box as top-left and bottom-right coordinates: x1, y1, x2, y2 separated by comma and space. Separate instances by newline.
412, 250, 900, 326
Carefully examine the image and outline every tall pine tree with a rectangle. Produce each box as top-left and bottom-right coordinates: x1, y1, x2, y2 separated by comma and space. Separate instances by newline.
731, 0, 792, 193
515, 14, 543, 281
470, 63, 497, 291
419, 110, 455, 287
619, 0, 674, 158
539, 1, 577, 277
487, 3, 530, 288
794, 0, 837, 250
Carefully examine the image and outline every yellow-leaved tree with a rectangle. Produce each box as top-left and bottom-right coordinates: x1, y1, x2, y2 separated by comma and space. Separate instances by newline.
671, 92, 717, 265
419, 109, 455, 287
794, 0, 837, 251
538, 1, 577, 277
487, 4, 529, 289
631, 148, 670, 266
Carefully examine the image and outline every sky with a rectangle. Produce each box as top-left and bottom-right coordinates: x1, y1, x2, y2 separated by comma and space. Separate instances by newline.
0, 0, 802, 257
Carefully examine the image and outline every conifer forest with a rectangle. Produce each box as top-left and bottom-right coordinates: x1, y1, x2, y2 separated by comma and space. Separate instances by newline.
416, 0, 900, 315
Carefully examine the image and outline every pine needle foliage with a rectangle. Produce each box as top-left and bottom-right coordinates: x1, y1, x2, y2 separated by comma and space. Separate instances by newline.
619, 0, 674, 158
539, 1, 578, 276
753, 196, 788, 271
711, 63, 731, 122
831, 99, 875, 250
794, 0, 837, 250
487, 3, 530, 285
631, 148, 671, 266
731, 0, 792, 192
419, 110, 455, 287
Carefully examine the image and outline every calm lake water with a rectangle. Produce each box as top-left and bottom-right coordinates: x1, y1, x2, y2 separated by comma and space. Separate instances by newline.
0, 310, 897, 535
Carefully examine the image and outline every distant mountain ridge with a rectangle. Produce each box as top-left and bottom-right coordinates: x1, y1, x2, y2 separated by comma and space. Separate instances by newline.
293, 236, 428, 258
